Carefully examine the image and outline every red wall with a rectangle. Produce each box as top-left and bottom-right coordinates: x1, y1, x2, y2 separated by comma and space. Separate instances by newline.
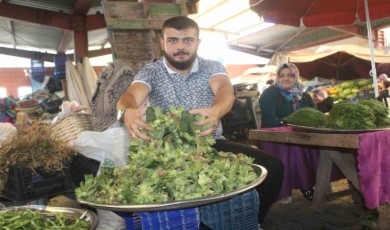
0, 66, 105, 98
0, 68, 31, 98
0, 64, 251, 98
226, 64, 258, 78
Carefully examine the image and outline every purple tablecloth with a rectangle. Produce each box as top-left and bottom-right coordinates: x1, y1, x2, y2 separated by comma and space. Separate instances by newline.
260, 126, 343, 200
358, 130, 390, 209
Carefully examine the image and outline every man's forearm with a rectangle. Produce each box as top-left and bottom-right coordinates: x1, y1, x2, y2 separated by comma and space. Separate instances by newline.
213, 86, 235, 119
116, 92, 139, 112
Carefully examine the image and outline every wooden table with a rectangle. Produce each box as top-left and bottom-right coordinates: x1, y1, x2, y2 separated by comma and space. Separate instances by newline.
249, 129, 390, 229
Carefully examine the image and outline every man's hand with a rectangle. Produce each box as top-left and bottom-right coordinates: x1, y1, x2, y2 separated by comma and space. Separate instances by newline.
189, 107, 219, 136
123, 106, 153, 141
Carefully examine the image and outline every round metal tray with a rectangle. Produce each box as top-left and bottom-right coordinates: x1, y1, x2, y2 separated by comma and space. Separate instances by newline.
0, 205, 98, 230
287, 123, 390, 134
77, 164, 267, 212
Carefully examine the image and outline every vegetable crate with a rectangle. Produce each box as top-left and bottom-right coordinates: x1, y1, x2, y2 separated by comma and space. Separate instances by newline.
1, 166, 73, 203
119, 189, 259, 230
119, 208, 199, 230
200, 189, 259, 230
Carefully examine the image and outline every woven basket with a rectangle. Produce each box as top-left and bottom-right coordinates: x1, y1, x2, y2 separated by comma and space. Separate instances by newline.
51, 113, 93, 145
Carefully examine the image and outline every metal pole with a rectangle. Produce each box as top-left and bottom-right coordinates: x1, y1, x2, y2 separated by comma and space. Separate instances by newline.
364, 0, 379, 97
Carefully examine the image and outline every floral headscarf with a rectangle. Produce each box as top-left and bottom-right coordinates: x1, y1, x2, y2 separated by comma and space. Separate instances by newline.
275, 63, 304, 111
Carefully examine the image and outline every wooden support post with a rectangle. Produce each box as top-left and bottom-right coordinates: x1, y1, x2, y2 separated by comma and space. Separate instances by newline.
72, 15, 88, 62
312, 149, 333, 211
326, 150, 360, 190
378, 203, 390, 230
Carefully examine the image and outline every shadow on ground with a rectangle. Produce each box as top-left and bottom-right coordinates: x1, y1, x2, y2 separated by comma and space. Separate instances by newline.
261, 179, 378, 230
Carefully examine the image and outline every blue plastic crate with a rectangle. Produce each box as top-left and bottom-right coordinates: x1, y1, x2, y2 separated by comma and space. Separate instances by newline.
116, 212, 142, 230
117, 208, 199, 230
53, 55, 68, 64
137, 208, 200, 230
200, 189, 259, 230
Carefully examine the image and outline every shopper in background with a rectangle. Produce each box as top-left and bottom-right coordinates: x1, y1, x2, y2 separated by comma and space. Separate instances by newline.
259, 63, 318, 203
330, 78, 338, 87
117, 16, 284, 223
377, 74, 389, 94
377, 79, 390, 108
261, 79, 274, 93
312, 86, 334, 113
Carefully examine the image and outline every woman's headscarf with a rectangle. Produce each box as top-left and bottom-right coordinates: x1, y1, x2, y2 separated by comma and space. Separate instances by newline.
275, 63, 304, 111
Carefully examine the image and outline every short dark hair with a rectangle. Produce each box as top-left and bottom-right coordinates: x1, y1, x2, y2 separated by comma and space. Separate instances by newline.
266, 79, 274, 85
162, 16, 199, 38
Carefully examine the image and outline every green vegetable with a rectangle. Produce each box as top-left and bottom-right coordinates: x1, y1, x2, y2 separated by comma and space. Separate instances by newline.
284, 107, 326, 127
0, 209, 90, 229
357, 99, 388, 117
357, 99, 389, 127
76, 106, 257, 205
325, 101, 376, 129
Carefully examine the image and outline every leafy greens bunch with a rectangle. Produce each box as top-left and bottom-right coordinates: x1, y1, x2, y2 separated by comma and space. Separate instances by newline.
356, 99, 390, 127
325, 101, 377, 129
76, 106, 257, 205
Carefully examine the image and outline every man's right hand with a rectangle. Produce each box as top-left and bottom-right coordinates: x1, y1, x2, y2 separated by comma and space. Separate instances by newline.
123, 106, 153, 141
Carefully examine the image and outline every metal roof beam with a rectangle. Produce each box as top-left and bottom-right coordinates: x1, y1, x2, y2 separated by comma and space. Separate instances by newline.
87, 14, 106, 31
57, 31, 73, 53
0, 46, 56, 62
258, 27, 324, 50
0, 2, 72, 30
0, 45, 111, 61
72, 0, 93, 16
6, 20, 16, 48
0, 2, 106, 31
280, 34, 353, 53
228, 44, 273, 59
88, 48, 112, 58
327, 25, 368, 39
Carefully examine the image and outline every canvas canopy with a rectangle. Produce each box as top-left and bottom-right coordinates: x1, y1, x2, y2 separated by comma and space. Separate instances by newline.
288, 45, 390, 63
287, 45, 390, 81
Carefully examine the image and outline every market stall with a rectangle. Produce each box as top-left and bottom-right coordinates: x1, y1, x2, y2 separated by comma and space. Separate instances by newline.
249, 127, 390, 229
249, 100, 390, 229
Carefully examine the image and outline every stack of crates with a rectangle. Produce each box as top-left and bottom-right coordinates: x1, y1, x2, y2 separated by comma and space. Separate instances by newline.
117, 189, 259, 230
30, 59, 45, 83
53, 55, 67, 79
200, 189, 259, 230
50, 54, 68, 92
1, 166, 73, 203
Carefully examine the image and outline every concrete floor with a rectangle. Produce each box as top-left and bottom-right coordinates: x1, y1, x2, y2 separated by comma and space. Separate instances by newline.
261, 179, 378, 230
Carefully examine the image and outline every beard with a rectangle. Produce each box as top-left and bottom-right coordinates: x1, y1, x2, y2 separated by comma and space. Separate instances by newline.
164, 50, 197, 70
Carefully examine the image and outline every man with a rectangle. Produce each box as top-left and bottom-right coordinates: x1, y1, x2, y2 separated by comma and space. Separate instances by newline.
117, 16, 283, 223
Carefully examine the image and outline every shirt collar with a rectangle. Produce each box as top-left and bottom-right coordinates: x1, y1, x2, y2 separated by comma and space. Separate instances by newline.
163, 57, 199, 76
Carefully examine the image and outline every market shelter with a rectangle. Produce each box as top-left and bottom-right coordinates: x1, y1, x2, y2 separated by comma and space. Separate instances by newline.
287, 45, 390, 81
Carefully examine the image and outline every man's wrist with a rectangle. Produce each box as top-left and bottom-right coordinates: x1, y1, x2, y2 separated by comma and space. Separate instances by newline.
117, 107, 131, 122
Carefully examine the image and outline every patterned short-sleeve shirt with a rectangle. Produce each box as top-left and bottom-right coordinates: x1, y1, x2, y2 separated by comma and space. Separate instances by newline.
132, 57, 228, 139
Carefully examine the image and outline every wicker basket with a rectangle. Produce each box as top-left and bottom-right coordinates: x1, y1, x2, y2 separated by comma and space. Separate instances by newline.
51, 113, 93, 145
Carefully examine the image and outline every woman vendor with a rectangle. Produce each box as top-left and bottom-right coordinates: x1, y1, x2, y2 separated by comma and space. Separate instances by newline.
259, 63, 318, 203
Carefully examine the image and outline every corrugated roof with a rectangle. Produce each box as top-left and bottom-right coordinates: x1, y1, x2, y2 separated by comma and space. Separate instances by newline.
0, 0, 389, 60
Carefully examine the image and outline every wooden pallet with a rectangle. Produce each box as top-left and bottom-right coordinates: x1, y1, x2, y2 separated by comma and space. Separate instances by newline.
103, 0, 191, 62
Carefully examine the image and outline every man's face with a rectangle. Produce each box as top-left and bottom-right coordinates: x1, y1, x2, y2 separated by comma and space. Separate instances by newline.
161, 28, 200, 71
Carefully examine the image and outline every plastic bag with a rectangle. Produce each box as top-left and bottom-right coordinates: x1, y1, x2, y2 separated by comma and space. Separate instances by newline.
0, 122, 17, 147
73, 127, 129, 169
73, 127, 130, 229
